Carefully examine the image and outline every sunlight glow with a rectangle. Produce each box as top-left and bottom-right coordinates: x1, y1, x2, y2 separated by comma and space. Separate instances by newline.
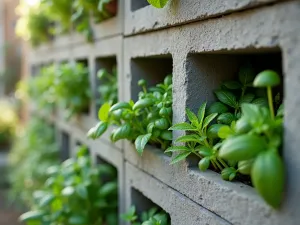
24, 0, 40, 6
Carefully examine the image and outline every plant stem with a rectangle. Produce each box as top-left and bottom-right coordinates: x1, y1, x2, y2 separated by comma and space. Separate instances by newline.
214, 159, 223, 171
218, 158, 228, 168
267, 87, 275, 119
193, 152, 202, 159
211, 160, 218, 170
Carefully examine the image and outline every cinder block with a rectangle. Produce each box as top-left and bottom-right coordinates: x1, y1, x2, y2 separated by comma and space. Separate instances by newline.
123, 2, 300, 224
125, 162, 231, 225
125, 0, 281, 35
91, 0, 124, 40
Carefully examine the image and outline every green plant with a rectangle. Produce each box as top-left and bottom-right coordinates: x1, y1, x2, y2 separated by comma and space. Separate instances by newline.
147, 0, 170, 8
0, 99, 18, 146
96, 67, 118, 106
19, 146, 118, 225
88, 75, 172, 154
168, 66, 283, 208
8, 118, 59, 206
16, 1, 53, 47
122, 206, 170, 225
218, 70, 284, 208
52, 63, 91, 118
27, 65, 56, 111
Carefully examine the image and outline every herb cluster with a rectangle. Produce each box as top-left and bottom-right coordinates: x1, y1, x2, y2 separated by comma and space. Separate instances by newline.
122, 206, 170, 225
16, 0, 118, 46
168, 66, 284, 208
9, 118, 59, 206
88, 75, 173, 154
20, 146, 118, 225
26, 63, 91, 119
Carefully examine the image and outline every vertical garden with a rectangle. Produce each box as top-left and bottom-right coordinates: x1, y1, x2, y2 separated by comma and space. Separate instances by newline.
9, 0, 300, 224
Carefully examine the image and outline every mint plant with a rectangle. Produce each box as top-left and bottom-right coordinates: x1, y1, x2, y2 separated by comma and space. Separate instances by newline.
97, 67, 118, 106
88, 75, 172, 154
122, 206, 170, 225
19, 146, 118, 225
168, 66, 283, 208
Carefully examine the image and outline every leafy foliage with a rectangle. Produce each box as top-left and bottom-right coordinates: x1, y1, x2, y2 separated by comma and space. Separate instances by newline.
52, 63, 91, 118
88, 75, 172, 154
19, 146, 118, 225
0, 99, 18, 145
8, 118, 59, 206
26, 63, 91, 119
168, 64, 284, 208
122, 206, 170, 225
16, 1, 53, 47
97, 67, 118, 106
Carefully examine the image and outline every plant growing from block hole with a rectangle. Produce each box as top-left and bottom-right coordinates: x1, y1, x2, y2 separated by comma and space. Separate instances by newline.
122, 206, 170, 225
167, 65, 284, 208
88, 75, 173, 154
96, 67, 118, 106
19, 146, 118, 225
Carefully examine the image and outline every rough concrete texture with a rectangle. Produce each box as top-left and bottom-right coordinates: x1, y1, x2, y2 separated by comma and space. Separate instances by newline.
125, 0, 282, 35
125, 162, 231, 225
28, 1, 300, 224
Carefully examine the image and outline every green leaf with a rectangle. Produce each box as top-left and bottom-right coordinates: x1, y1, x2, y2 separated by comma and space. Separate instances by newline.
76, 184, 88, 199
165, 146, 190, 153
110, 102, 132, 112
19, 211, 44, 222
198, 157, 210, 171
133, 98, 153, 111
252, 98, 268, 107
170, 152, 191, 165
207, 102, 229, 114
222, 81, 242, 89
239, 93, 255, 104
207, 124, 224, 139
160, 130, 172, 141
169, 122, 197, 131
221, 167, 237, 181
238, 64, 256, 85
203, 113, 218, 129
112, 123, 131, 142
214, 90, 238, 108
197, 102, 207, 127
276, 104, 284, 117
219, 134, 267, 161
68, 215, 88, 225
98, 102, 111, 121
218, 125, 234, 139
217, 113, 236, 125
175, 134, 204, 144
186, 108, 198, 126
94, 121, 108, 138
135, 134, 152, 155
98, 181, 118, 197
38, 193, 55, 207
62, 186, 75, 196
147, 0, 169, 8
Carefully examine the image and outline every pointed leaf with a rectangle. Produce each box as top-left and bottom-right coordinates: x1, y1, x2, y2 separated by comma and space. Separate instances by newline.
240, 93, 255, 104
218, 125, 234, 139
135, 134, 152, 155
175, 135, 204, 144
214, 90, 238, 108
169, 122, 197, 131
165, 146, 190, 153
203, 113, 218, 129
207, 102, 228, 114
222, 81, 242, 90
170, 152, 191, 165
186, 108, 198, 126
217, 113, 236, 125
197, 102, 207, 126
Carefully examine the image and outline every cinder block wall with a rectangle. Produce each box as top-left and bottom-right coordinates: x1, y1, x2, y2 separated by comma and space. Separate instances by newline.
28, 1, 300, 224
